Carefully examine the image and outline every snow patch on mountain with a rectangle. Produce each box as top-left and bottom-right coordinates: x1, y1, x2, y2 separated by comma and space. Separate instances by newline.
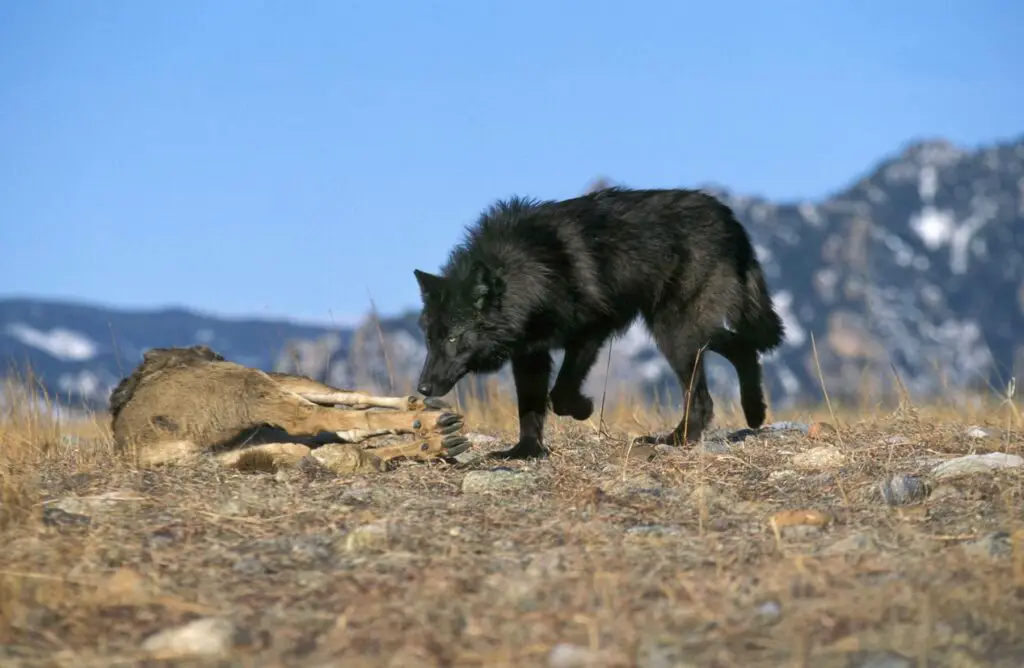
4, 323, 98, 362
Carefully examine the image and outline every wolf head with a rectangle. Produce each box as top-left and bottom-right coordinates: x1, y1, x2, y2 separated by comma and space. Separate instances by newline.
413, 260, 512, 397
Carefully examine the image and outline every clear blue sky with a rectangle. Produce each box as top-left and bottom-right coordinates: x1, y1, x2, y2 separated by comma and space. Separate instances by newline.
1, 1, 1021, 325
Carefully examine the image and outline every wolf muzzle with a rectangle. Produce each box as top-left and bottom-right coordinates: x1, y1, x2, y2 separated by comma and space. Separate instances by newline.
416, 357, 463, 398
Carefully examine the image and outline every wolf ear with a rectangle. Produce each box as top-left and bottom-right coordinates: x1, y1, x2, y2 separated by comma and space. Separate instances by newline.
413, 269, 444, 300
469, 260, 503, 312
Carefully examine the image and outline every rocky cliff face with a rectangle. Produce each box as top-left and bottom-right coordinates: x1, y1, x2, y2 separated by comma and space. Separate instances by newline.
3, 135, 1023, 413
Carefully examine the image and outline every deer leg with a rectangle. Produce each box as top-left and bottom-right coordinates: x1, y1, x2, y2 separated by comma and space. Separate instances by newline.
266, 396, 467, 447
269, 373, 452, 411
297, 390, 452, 412
367, 432, 473, 462
216, 443, 313, 471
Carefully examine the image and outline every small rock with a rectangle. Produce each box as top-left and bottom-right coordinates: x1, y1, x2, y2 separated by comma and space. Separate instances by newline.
962, 531, 1012, 560
964, 425, 992, 440
453, 449, 488, 466
931, 452, 1023, 480
462, 469, 537, 494
141, 617, 245, 659
878, 474, 931, 505
312, 443, 386, 474
548, 642, 607, 668
466, 433, 500, 447
754, 600, 782, 624
882, 435, 908, 445
768, 469, 797, 482
345, 521, 389, 553
792, 446, 846, 470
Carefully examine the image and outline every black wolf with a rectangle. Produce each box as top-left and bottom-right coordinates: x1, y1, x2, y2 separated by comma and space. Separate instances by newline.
413, 186, 785, 458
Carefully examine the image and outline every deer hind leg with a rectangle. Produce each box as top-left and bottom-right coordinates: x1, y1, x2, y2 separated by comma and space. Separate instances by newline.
368, 433, 473, 462
216, 443, 313, 471
264, 395, 470, 457
134, 440, 206, 467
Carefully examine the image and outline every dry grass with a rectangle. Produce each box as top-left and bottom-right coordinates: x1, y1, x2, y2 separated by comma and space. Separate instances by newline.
2, 370, 1024, 667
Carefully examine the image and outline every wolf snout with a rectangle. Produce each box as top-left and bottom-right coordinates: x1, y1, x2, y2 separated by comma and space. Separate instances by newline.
417, 382, 435, 396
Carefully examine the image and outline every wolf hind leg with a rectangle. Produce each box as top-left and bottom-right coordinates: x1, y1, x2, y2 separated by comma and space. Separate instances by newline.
550, 335, 606, 420
636, 308, 715, 446
707, 332, 768, 429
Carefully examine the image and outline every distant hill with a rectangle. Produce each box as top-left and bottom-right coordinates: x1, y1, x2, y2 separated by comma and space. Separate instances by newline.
4, 134, 1023, 414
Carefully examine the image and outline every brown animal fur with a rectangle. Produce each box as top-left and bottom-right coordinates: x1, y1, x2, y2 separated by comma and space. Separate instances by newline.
110, 345, 470, 469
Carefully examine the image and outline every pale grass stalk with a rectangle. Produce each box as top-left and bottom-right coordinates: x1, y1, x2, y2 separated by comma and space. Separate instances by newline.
809, 332, 844, 450
366, 291, 397, 396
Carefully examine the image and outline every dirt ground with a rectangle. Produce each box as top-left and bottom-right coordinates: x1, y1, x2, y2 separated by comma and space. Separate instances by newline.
2, 394, 1024, 667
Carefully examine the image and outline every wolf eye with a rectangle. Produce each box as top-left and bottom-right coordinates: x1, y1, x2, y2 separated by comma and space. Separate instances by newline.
445, 334, 459, 355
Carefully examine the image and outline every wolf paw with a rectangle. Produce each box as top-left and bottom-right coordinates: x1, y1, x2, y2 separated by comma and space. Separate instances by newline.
550, 392, 594, 421
488, 438, 550, 460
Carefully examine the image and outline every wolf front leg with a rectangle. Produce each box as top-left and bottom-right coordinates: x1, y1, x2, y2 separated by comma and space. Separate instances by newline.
549, 335, 605, 420
490, 350, 553, 459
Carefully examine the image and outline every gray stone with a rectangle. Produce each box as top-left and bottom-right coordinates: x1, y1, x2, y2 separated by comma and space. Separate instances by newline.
878, 474, 931, 505
931, 452, 1023, 480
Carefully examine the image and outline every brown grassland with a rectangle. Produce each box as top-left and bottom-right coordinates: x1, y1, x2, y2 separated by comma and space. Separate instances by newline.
2, 361, 1024, 668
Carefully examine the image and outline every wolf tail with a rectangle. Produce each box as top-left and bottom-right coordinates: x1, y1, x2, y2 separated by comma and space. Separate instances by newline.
735, 261, 785, 353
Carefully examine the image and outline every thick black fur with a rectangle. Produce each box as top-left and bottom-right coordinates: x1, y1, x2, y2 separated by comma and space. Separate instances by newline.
413, 186, 785, 458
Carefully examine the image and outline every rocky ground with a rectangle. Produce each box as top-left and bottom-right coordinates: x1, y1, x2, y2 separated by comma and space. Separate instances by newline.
1, 407, 1024, 667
